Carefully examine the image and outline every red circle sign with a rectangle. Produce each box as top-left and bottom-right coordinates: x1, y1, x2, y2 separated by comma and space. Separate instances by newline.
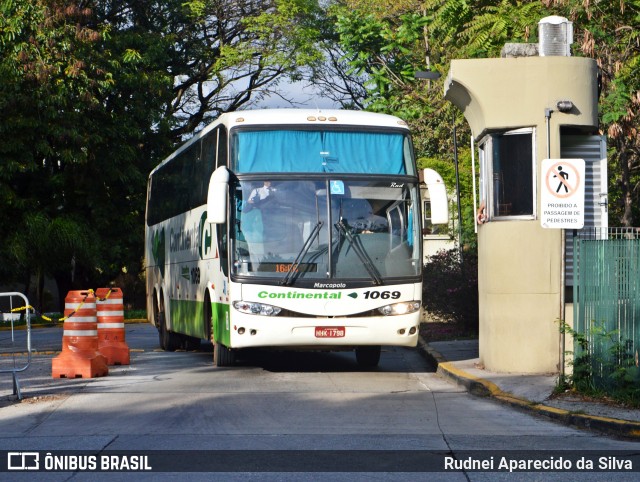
545, 162, 580, 199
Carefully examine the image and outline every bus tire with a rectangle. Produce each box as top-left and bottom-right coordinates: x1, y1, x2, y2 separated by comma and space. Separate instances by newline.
355, 345, 381, 368
182, 335, 201, 351
214, 342, 235, 367
156, 307, 167, 350
158, 312, 180, 352
205, 290, 235, 366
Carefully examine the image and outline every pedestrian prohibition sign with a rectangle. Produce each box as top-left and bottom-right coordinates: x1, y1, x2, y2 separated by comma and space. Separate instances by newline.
540, 158, 585, 229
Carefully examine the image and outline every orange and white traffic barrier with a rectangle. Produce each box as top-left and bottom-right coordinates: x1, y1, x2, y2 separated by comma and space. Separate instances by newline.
96, 287, 130, 365
52, 290, 108, 378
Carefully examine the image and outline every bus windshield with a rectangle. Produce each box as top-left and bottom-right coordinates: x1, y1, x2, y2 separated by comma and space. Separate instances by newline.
231, 179, 421, 283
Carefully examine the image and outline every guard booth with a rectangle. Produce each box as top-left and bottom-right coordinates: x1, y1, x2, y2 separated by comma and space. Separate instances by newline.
443, 17, 607, 373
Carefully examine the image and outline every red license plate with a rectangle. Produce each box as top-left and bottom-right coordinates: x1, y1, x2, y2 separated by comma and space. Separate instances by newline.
315, 326, 345, 338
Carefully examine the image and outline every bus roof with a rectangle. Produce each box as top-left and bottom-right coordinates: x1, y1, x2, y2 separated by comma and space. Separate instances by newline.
214, 109, 410, 131
150, 109, 410, 175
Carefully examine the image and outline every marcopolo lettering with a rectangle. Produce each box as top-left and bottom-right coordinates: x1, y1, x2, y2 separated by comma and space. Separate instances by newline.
313, 282, 346, 288
258, 291, 342, 300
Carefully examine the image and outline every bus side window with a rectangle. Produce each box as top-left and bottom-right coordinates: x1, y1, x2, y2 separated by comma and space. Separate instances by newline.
387, 202, 406, 249
217, 126, 228, 168
200, 135, 215, 207
201, 133, 216, 170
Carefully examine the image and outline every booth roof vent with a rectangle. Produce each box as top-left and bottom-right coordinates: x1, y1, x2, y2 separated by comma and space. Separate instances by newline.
538, 16, 573, 57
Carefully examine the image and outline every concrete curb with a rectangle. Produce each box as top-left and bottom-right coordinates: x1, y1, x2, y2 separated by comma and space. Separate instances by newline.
419, 336, 640, 441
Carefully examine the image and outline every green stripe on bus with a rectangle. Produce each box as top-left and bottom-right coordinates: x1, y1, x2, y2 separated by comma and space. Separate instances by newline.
169, 299, 204, 338
169, 298, 230, 345
213, 303, 231, 346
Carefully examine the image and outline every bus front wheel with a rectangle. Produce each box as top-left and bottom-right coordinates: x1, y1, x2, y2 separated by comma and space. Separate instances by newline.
214, 342, 235, 367
355, 345, 381, 368
205, 293, 235, 367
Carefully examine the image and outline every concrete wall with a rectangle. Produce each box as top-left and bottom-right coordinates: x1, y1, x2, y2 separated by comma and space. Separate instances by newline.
444, 56, 599, 373
477, 222, 561, 372
444, 57, 598, 139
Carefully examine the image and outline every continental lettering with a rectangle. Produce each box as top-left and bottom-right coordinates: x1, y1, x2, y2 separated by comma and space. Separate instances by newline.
258, 291, 342, 300
169, 225, 199, 253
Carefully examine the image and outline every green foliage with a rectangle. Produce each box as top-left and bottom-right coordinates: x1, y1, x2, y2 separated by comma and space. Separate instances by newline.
330, 6, 438, 118
548, 0, 640, 226
0, 1, 115, 292
124, 309, 147, 320
245, 0, 325, 69
7, 212, 95, 311
422, 249, 479, 331
559, 320, 640, 407
419, 146, 478, 250
0, 0, 325, 308
461, 0, 543, 57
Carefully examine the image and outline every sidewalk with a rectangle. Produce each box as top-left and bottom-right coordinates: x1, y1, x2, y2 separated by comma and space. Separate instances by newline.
418, 337, 640, 440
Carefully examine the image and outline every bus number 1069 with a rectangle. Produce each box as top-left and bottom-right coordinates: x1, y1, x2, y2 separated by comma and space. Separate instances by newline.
363, 290, 401, 300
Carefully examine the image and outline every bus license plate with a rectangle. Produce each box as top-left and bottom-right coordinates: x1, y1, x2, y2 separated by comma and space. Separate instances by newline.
315, 327, 345, 338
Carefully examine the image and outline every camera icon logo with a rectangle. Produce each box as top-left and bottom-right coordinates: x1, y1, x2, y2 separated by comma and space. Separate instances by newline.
7, 452, 40, 470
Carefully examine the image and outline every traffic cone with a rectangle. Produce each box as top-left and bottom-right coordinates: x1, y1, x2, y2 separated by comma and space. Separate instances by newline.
96, 287, 130, 365
52, 290, 108, 378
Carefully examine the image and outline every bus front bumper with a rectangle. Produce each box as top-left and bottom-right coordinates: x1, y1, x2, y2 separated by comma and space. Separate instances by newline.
227, 312, 420, 349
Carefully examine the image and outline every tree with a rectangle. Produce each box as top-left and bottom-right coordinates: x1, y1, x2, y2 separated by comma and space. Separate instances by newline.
0, 0, 326, 307
0, 1, 114, 302
96, 0, 325, 139
7, 213, 94, 312
554, 0, 640, 226
460, 0, 544, 57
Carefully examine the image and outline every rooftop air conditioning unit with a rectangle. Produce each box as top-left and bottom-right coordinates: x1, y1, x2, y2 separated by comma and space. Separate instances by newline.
538, 16, 573, 56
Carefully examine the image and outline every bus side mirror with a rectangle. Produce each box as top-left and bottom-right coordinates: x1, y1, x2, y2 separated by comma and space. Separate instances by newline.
207, 166, 229, 224
424, 168, 448, 224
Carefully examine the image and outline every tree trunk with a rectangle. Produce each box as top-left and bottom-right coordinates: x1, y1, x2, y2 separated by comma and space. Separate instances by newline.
618, 138, 633, 227
53, 271, 72, 314
36, 269, 45, 314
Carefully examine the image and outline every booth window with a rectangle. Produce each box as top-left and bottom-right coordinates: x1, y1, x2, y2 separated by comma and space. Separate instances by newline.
479, 129, 535, 220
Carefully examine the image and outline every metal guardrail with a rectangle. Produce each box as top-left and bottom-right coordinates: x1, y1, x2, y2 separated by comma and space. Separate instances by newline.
0, 292, 32, 400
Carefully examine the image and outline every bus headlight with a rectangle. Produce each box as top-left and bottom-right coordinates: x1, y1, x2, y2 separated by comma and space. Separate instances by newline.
377, 301, 421, 316
233, 301, 282, 316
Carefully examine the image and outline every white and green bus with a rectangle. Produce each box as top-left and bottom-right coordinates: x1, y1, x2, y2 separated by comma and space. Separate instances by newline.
145, 109, 447, 367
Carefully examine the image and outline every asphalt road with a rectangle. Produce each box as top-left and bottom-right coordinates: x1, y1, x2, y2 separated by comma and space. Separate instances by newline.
1, 324, 639, 480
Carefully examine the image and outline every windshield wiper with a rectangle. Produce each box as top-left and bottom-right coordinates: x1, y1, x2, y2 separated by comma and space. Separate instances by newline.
334, 220, 383, 285
280, 221, 324, 286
